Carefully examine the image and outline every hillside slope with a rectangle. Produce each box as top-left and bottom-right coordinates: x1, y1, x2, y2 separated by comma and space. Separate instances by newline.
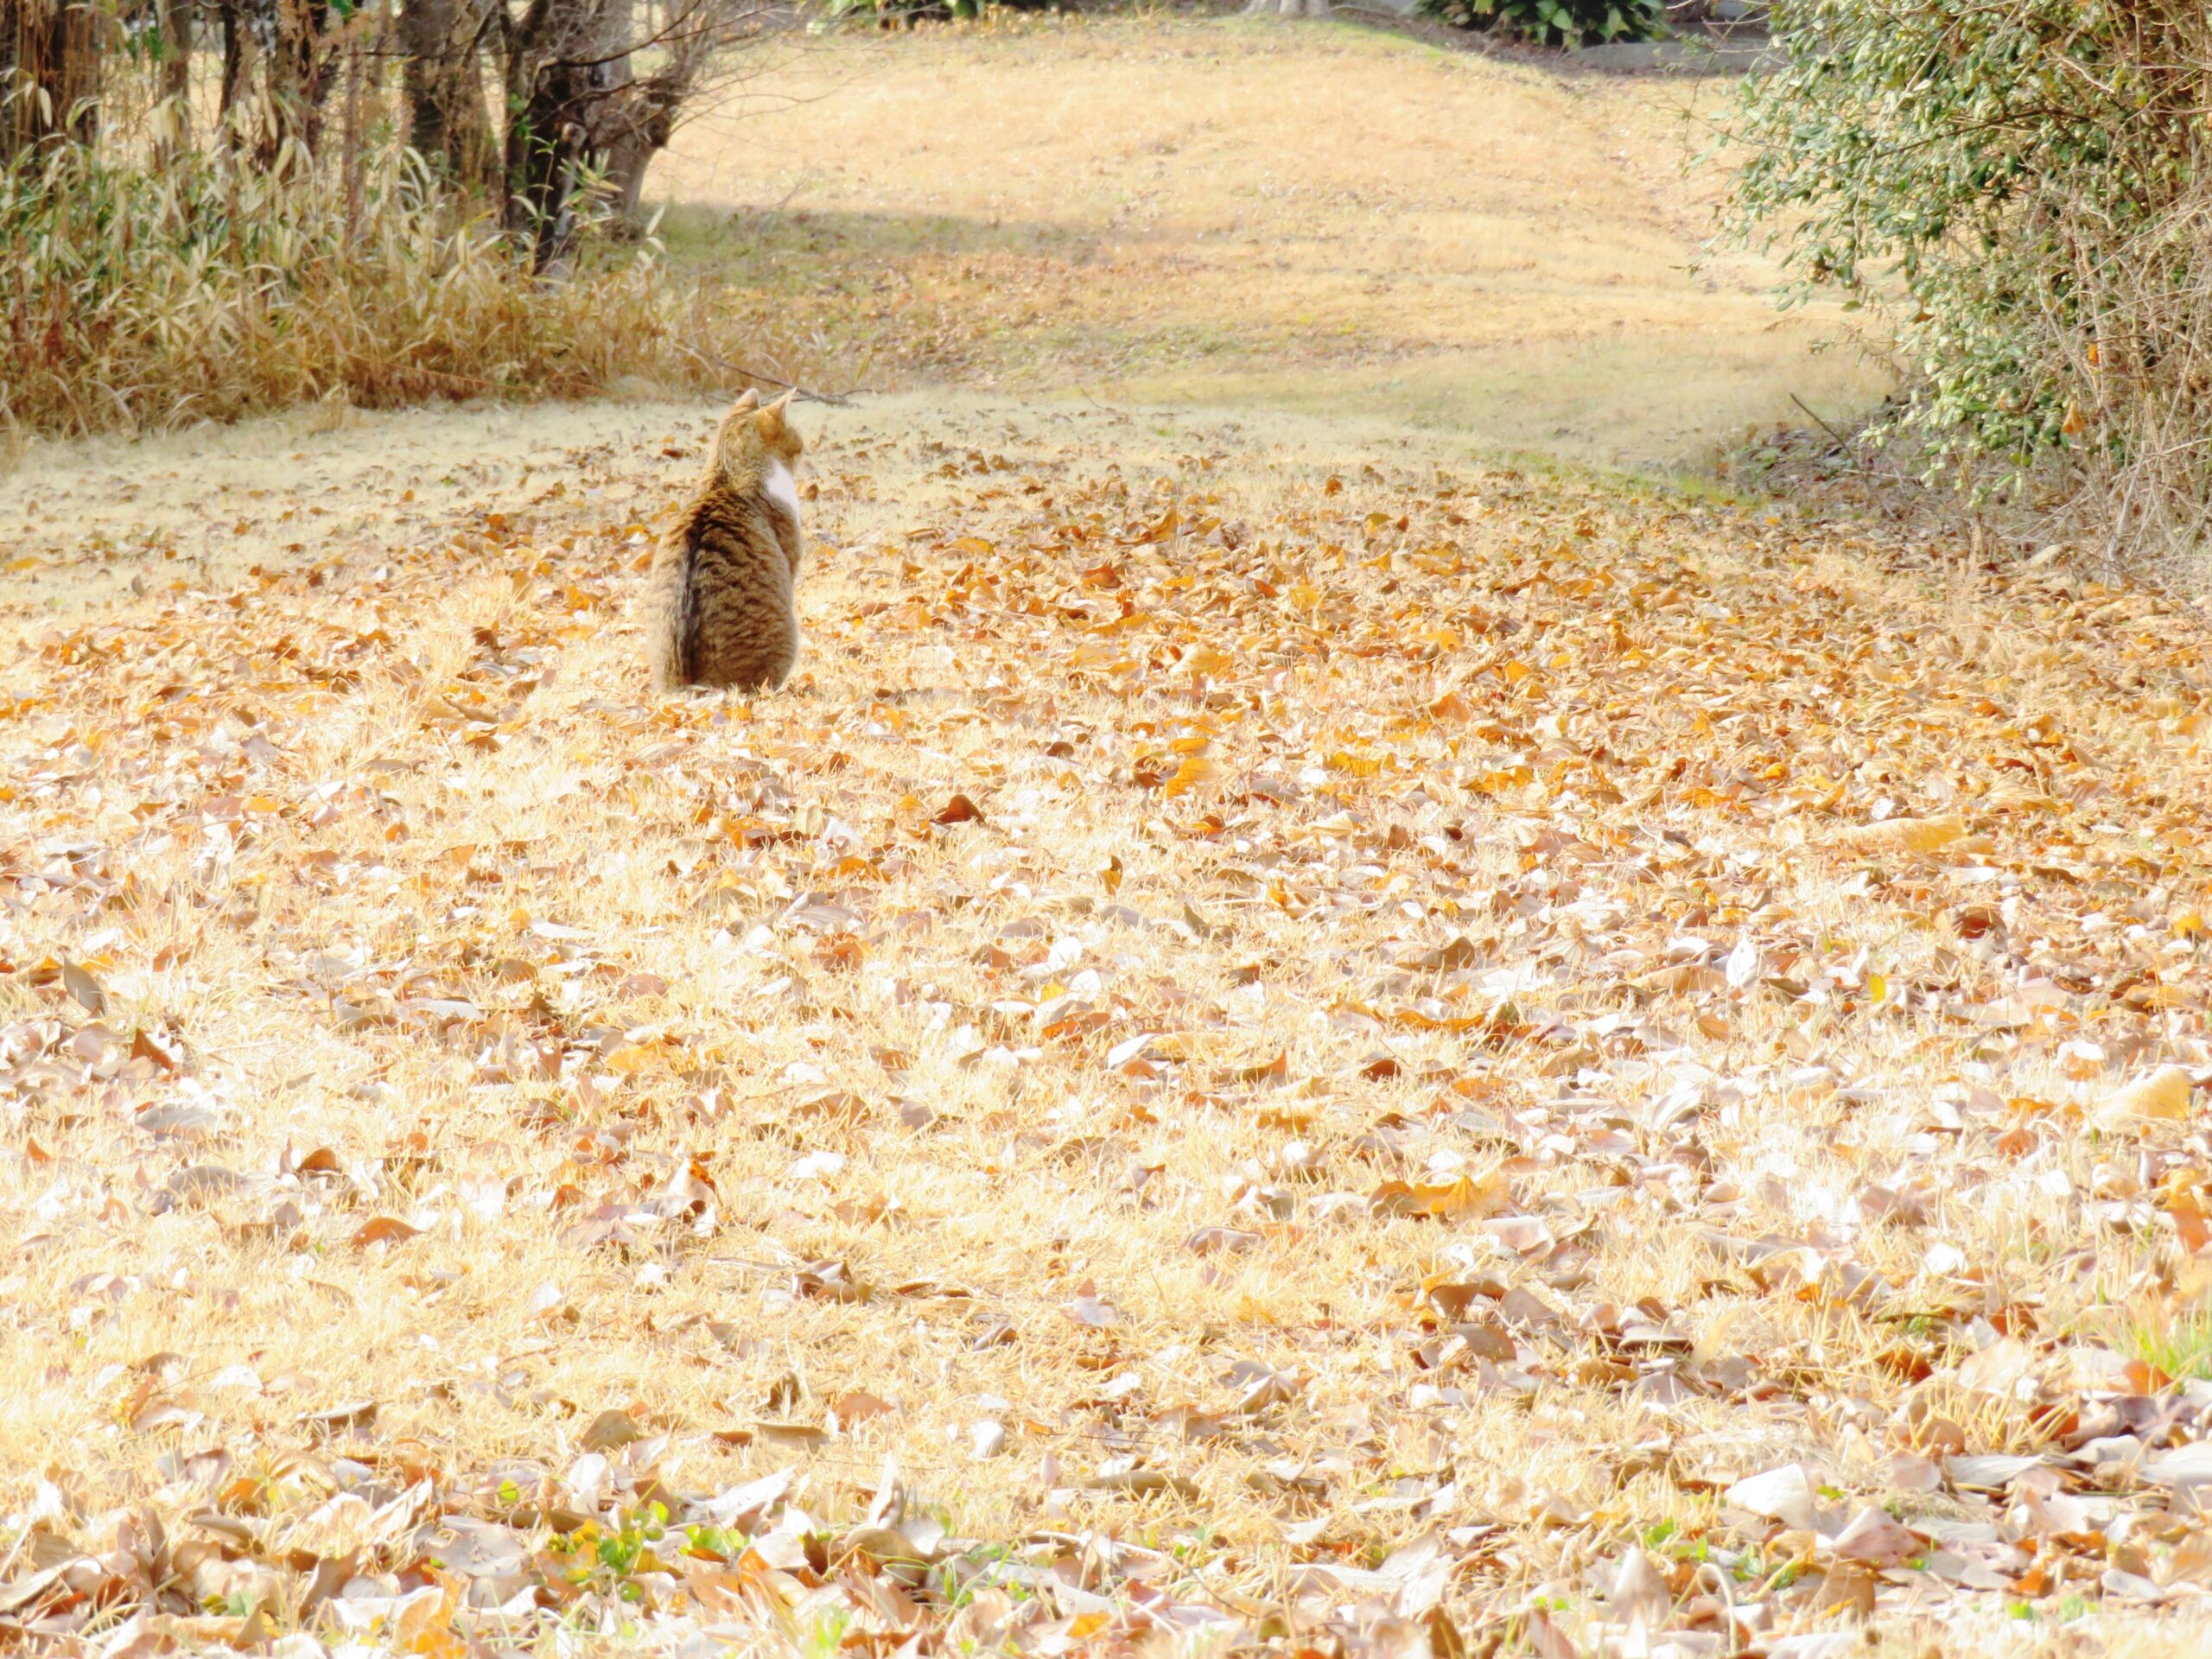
654, 16, 1887, 471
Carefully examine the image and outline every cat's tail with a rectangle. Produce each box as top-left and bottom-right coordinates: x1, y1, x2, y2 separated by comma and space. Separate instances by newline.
643, 518, 698, 691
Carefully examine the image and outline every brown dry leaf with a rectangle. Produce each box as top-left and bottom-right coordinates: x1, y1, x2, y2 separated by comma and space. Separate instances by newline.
130, 1027, 181, 1071
1161, 755, 1220, 798
1060, 1281, 1120, 1327
580, 1408, 645, 1452
1185, 1226, 1262, 1255
830, 1390, 893, 1429
1179, 644, 1232, 680
1237, 1051, 1289, 1084
1830, 1505, 1923, 1567
1126, 505, 1179, 544
351, 1216, 422, 1249
1816, 1563, 1879, 1617
793, 1260, 869, 1302
1372, 1173, 1507, 1222
60, 959, 106, 1016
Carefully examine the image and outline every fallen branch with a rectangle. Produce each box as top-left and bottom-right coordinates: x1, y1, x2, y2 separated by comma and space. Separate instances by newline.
1789, 391, 1849, 448
676, 342, 866, 407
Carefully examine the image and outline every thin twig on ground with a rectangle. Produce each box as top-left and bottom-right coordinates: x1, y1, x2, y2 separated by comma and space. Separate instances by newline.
678, 341, 866, 405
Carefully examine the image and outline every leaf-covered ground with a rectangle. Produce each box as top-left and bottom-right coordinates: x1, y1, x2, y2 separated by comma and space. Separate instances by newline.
5, 391, 2212, 1658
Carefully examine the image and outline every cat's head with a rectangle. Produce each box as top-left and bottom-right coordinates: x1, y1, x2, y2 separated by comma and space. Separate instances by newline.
711, 387, 804, 480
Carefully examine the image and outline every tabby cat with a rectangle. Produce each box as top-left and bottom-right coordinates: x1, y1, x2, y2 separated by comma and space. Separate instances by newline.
645, 387, 806, 691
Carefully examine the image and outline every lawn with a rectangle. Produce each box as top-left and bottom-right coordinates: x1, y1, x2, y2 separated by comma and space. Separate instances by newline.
3, 16, 2209, 1659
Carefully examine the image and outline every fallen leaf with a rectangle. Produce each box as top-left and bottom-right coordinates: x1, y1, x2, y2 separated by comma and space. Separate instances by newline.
61, 959, 106, 1015
1829, 1504, 1921, 1566
1061, 1281, 1120, 1327
830, 1389, 893, 1429
1724, 1463, 1817, 1529
1832, 816, 1966, 857
2096, 1065, 2194, 1129
580, 1408, 645, 1452
932, 792, 985, 825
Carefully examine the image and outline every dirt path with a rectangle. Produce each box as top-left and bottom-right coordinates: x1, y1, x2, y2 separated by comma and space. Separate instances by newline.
4, 385, 2212, 1653
653, 15, 1887, 472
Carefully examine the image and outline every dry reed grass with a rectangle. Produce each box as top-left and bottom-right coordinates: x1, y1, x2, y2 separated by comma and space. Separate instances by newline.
0, 114, 774, 439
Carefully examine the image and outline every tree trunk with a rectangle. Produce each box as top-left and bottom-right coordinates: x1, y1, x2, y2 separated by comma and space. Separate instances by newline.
595, 0, 637, 223
264, 0, 334, 162
400, 0, 496, 191
503, 0, 615, 270
505, 54, 589, 270
503, 0, 731, 266
602, 114, 656, 230
157, 0, 193, 132
216, 0, 255, 141
340, 3, 362, 235
2, 0, 104, 158
590, 0, 719, 235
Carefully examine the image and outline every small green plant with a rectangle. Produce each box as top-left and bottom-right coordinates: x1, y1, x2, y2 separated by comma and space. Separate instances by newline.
682, 1522, 753, 1560
2117, 1300, 2212, 1382
1417, 0, 1659, 48
801, 1605, 853, 1659
545, 1504, 675, 1603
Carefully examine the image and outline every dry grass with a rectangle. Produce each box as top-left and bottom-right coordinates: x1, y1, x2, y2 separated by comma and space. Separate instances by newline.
0, 132, 755, 439
3, 387, 2212, 1653
2, 18, 2209, 1656
652, 13, 1890, 470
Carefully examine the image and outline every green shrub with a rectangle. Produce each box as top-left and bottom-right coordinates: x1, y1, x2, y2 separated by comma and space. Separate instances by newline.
1724, 0, 2212, 550
1417, 0, 1660, 48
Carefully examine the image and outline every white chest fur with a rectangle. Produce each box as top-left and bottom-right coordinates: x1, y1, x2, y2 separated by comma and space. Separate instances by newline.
761, 459, 802, 538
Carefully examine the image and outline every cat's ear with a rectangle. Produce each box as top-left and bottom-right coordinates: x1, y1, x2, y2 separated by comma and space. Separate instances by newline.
754, 388, 797, 438
730, 387, 761, 412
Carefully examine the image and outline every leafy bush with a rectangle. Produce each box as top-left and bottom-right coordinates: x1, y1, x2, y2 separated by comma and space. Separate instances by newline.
1418, 0, 1660, 48
1725, 0, 2212, 550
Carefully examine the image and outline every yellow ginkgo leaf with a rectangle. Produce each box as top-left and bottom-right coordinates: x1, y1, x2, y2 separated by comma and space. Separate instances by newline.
1832, 816, 1966, 856
1162, 755, 1220, 798
1414, 1173, 1507, 1221
1180, 644, 1232, 679
2097, 1066, 2195, 1131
